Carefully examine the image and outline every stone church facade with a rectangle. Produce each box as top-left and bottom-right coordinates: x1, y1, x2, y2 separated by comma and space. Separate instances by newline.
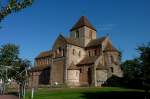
29, 16, 123, 87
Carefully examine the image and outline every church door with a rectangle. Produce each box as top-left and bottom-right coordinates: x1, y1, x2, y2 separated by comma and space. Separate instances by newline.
88, 67, 92, 86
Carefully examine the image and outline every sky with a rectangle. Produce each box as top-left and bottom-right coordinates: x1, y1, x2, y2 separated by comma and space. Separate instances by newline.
0, 0, 150, 64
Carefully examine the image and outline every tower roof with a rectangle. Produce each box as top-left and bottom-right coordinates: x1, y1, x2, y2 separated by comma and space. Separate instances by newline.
70, 16, 96, 31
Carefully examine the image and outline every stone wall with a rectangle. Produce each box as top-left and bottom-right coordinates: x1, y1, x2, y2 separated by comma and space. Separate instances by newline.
96, 70, 108, 86
67, 70, 80, 86
51, 58, 65, 84
66, 44, 86, 66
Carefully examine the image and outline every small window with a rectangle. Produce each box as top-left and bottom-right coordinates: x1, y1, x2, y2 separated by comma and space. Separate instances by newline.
111, 56, 114, 63
88, 51, 91, 56
75, 30, 79, 38
110, 67, 114, 73
80, 68, 82, 73
94, 49, 97, 56
73, 49, 75, 55
79, 51, 81, 57
58, 47, 61, 53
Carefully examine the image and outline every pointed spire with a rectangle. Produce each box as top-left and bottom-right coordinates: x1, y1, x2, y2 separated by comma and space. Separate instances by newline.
70, 16, 96, 31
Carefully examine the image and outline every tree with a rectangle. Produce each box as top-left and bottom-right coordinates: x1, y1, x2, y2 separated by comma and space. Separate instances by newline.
137, 43, 150, 97
121, 42, 150, 89
0, 44, 19, 94
121, 58, 143, 88
14, 59, 31, 99
0, 43, 31, 97
0, 0, 33, 22
137, 43, 150, 82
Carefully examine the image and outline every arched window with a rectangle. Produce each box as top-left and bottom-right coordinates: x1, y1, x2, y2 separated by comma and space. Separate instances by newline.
79, 51, 81, 57
58, 47, 61, 53
110, 56, 114, 63
73, 49, 75, 55
75, 30, 79, 38
94, 49, 97, 56
80, 68, 82, 73
88, 51, 91, 56
110, 67, 114, 73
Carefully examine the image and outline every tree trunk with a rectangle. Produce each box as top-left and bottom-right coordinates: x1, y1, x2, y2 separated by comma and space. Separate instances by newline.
19, 84, 23, 99
1, 79, 5, 95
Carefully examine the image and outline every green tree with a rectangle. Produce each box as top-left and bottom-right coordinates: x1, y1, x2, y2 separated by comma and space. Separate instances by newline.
137, 43, 150, 82
0, 43, 19, 65
121, 42, 150, 89
0, 43, 31, 97
15, 59, 31, 98
0, 43, 20, 94
0, 0, 33, 22
121, 58, 144, 88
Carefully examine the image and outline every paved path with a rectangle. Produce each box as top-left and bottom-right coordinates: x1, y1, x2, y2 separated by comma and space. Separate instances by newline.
0, 95, 19, 99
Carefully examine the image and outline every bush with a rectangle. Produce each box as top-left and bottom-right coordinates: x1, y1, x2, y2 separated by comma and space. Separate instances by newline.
105, 75, 122, 87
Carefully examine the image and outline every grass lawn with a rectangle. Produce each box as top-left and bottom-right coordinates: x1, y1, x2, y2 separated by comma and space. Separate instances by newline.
24, 87, 147, 99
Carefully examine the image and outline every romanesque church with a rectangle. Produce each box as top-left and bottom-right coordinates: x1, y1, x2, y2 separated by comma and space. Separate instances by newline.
30, 16, 123, 87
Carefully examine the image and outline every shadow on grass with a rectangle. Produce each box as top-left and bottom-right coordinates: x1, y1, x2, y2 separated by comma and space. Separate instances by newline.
81, 91, 150, 99
7, 92, 18, 96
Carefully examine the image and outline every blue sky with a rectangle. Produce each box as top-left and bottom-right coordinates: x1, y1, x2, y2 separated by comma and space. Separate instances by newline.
0, 0, 150, 63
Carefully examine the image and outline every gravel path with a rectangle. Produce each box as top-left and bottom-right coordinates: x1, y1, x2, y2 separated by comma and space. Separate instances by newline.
0, 95, 19, 99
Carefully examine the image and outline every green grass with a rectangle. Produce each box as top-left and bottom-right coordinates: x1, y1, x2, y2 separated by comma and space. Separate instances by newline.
25, 87, 147, 99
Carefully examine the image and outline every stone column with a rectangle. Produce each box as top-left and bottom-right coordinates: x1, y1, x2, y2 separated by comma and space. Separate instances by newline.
64, 45, 69, 84
91, 64, 96, 86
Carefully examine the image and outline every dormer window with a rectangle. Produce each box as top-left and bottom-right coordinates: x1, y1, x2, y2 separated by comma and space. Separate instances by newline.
75, 30, 79, 38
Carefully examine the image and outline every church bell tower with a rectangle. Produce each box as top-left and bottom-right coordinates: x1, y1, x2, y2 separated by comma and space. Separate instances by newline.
70, 16, 97, 47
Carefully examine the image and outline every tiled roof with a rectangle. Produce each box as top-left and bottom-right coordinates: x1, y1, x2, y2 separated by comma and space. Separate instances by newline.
68, 62, 79, 70
65, 38, 81, 47
104, 41, 118, 52
35, 51, 52, 59
77, 56, 99, 66
96, 63, 109, 70
70, 16, 96, 31
30, 65, 50, 71
60, 34, 81, 47
86, 36, 107, 48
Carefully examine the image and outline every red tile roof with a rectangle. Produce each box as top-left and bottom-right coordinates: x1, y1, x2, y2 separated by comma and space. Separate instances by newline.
68, 62, 79, 70
35, 51, 52, 59
30, 64, 50, 71
104, 41, 118, 52
60, 34, 81, 47
86, 36, 107, 48
70, 16, 96, 31
77, 56, 99, 66
96, 63, 109, 70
